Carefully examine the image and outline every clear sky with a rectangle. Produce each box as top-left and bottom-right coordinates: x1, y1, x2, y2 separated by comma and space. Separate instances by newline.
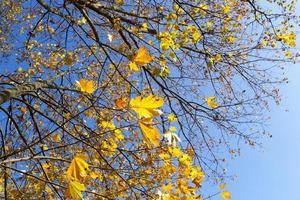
223, 2, 300, 199
226, 59, 300, 200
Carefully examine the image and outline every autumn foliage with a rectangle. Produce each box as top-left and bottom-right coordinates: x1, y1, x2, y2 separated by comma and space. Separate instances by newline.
0, 0, 298, 199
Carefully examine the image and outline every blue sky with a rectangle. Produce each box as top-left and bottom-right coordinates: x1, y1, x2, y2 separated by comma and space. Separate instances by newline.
226, 62, 300, 200
223, 2, 300, 199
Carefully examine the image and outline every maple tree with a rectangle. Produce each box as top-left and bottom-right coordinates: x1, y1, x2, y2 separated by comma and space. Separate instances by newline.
0, 0, 298, 199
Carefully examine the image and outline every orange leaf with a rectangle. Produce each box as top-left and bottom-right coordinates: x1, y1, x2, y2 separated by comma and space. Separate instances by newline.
132, 46, 153, 66
52, 133, 61, 142
129, 46, 153, 71
115, 97, 128, 109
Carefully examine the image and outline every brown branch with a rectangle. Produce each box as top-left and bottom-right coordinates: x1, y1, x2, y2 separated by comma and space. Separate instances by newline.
0, 80, 51, 105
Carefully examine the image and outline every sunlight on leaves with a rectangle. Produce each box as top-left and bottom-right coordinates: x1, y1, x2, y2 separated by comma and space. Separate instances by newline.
66, 180, 86, 200
129, 46, 153, 71
206, 96, 219, 109
139, 117, 161, 147
76, 79, 96, 94
130, 95, 164, 118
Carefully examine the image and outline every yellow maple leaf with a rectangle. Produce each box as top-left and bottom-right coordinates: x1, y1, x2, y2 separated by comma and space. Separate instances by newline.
115, 0, 124, 6
139, 118, 161, 147
67, 155, 89, 181
100, 121, 124, 140
66, 180, 86, 200
100, 121, 115, 130
168, 146, 182, 157
141, 22, 148, 31
191, 168, 205, 188
205, 96, 219, 109
169, 126, 177, 132
162, 183, 173, 192
78, 17, 86, 25
89, 171, 99, 179
168, 113, 177, 122
76, 79, 96, 94
130, 95, 164, 118
129, 46, 153, 71
221, 190, 231, 200
218, 183, 226, 190
17, 67, 23, 72
42, 163, 51, 173
222, 5, 231, 14
179, 154, 192, 166
128, 61, 139, 71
